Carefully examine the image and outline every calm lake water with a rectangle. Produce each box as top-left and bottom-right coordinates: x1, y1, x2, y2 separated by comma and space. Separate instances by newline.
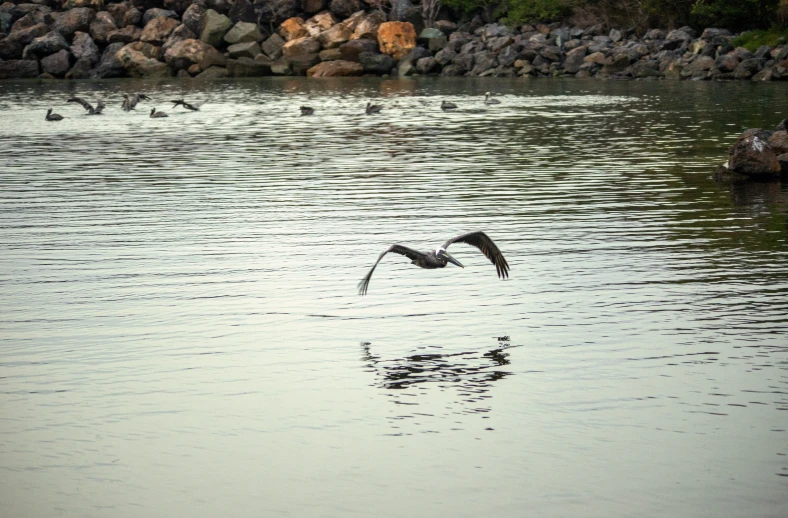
1, 76, 787, 517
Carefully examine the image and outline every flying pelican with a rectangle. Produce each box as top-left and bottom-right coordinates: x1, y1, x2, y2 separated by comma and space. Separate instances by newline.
149, 107, 168, 118
484, 92, 501, 105
358, 231, 509, 295
122, 93, 151, 111
170, 98, 200, 111
300, 106, 314, 116
45, 108, 63, 121
67, 97, 104, 115
366, 102, 382, 115
441, 101, 458, 110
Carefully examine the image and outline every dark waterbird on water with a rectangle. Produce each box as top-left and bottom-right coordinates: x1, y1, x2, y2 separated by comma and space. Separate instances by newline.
366, 102, 382, 115
358, 231, 509, 295
170, 98, 200, 111
45, 108, 63, 121
67, 97, 105, 115
441, 100, 458, 110
300, 106, 315, 116
149, 107, 168, 118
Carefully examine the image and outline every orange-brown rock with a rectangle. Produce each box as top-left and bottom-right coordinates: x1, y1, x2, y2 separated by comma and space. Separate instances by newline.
140, 16, 179, 45
377, 21, 415, 60
280, 17, 307, 41
307, 59, 363, 77
316, 22, 353, 49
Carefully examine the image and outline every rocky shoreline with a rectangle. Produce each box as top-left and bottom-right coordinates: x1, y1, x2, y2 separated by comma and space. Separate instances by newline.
1, 1, 788, 81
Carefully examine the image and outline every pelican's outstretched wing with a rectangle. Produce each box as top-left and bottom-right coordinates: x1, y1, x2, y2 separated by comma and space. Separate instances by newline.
93, 99, 105, 114
67, 97, 94, 113
442, 231, 509, 279
358, 244, 425, 295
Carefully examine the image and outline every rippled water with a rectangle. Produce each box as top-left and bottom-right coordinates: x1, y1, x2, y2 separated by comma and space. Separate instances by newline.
1, 77, 787, 517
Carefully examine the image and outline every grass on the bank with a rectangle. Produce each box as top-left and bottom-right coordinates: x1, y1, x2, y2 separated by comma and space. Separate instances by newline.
730, 28, 788, 51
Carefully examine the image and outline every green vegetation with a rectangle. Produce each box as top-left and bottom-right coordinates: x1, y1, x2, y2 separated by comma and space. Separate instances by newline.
730, 28, 788, 50
441, 0, 788, 31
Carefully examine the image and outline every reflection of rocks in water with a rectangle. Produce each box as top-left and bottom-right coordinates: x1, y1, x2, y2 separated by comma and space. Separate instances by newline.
728, 180, 788, 209
361, 337, 516, 434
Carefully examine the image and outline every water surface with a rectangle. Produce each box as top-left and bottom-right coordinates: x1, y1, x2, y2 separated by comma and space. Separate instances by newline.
1, 77, 787, 517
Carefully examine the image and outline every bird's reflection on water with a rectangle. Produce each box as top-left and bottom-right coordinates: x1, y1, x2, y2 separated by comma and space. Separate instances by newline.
361, 337, 519, 434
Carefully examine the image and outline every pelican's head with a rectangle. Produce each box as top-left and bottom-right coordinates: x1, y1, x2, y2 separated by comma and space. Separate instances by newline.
436, 247, 463, 268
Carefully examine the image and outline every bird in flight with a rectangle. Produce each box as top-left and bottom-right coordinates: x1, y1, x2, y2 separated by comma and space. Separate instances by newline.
358, 231, 509, 295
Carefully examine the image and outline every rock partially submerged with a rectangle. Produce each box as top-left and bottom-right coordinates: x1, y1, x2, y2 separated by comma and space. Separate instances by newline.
716, 122, 788, 181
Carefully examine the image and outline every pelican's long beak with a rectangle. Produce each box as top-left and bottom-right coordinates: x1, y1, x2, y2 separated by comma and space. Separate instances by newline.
445, 252, 464, 268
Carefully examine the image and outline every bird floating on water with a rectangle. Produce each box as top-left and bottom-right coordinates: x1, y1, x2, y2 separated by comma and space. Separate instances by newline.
45, 108, 63, 121
170, 98, 200, 111
366, 102, 382, 115
441, 100, 458, 111
68, 97, 105, 115
149, 107, 168, 118
357, 231, 510, 295
122, 93, 151, 111
300, 106, 315, 116
484, 92, 501, 105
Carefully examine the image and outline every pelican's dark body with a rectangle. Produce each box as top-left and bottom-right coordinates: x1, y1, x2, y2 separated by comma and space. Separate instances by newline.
358, 231, 509, 295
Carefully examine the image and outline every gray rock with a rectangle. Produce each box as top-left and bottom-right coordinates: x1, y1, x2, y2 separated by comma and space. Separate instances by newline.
181, 4, 205, 36
270, 57, 291, 75
228, 0, 256, 24
358, 51, 393, 74
226, 56, 271, 76
262, 33, 285, 60
65, 56, 93, 78
644, 29, 665, 40
40, 48, 72, 76
628, 59, 659, 78
715, 53, 740, 72
470, 50, 496, 75
539, 45, 561, 62
200, 9, 232, 47
734, 58, 761, 79
415, 56, 436, 74
224, 21, 262, 44
195, 65, 228, 79
142, 8, 178, 26
329, 0, 361, 19
0, 11, 13, 35
339, 39, 377, 62
497, 44, 519, 67
440, 63, 465, 76
227, 40, 261, 58
0, 59, 39, 79
23, 31, 69, 59
90, 41, 126, 78
433, 47, 455, 66
609, 28, 622, 43
53, 8, 95, 40
70, 31, 100, 64
563, 45, 586, 74
398, 59, 415, 76
451, 51, 473, 73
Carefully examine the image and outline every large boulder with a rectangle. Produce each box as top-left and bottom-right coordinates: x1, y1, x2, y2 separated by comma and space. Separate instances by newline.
65, 56, 94, 78
162, 24, 196, 53
261, 33, 286, 59
89, 12, 117, 44
377, 21, 415, 60
722, 129, 782, 178
164, 38, 214, 71
282, 35, 320, 60
140, 16, 179, 45
352, 11, 384, 40
181, 3, 205, 35
280, 17, 307, 41
226, 56, 271, 76
304, 11, 335, 36
316, 20, 353, 49
359, 51, 393, 74
195, 65, 228, 79
70, 31, 100, 64
90, 41, 126, 77
23, 31, 70, 59
306, 59, 363, 76
116, 41, 172, 77
107, 25, 142, 44
40, 48, 73, 76
339, 38, 377, 62
224, 21, 262, 44
228, 0, 256, 23
329, 0, 361, 19
227, 40, 261, 58
0, 59, 39, 79
142, 8, 178, 26
53, 8, 95, 40
200, 9, 232, 47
